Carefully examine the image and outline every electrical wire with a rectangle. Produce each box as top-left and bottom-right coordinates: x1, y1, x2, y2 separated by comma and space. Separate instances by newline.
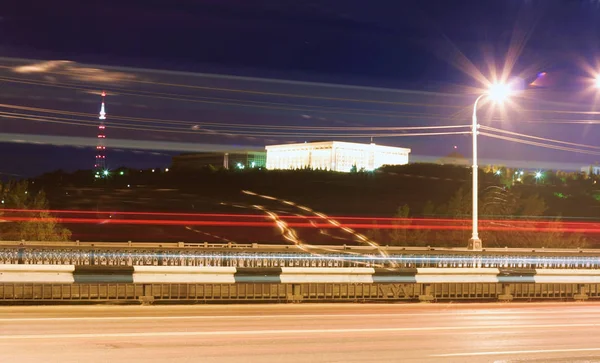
0, 103, 469, 131
0, 75, 462, 118
489, 117, 600, 125
479, 132, 600, 157
0, 110, 472, 138
480, 125, 600, 151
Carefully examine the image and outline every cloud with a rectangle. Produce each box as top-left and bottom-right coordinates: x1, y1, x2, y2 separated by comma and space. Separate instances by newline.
13, 60, 137, 84
13, 60, 71, 74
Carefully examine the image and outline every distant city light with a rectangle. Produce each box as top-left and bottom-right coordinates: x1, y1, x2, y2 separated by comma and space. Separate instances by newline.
165, 168, 169, 172
495, 170, 502, 175
535, 171, 543, 179
103, 170, 109, 176
152, 169, 155, 173
251, 162, 255, 168
119, 171, 124, 175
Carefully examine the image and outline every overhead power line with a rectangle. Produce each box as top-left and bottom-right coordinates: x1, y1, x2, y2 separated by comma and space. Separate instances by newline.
480, 125, 600, 151
0, 109, 472, 138
0, 75, 462, 118
479, 132, 600, 157
0, 103, 468, 131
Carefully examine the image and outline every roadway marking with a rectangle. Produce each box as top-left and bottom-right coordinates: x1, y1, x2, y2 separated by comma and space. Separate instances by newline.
0, 310, 590, 322
2, 323, 600, 340
433, 347, 600, 357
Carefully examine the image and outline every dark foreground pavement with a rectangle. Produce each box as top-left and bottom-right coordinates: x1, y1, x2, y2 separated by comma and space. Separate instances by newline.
2, 302, 600, 362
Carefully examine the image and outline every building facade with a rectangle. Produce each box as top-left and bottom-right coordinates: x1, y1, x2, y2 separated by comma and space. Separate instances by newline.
582, 164, 600, 175
265, 141, 411, 172
172, 151, 266, 171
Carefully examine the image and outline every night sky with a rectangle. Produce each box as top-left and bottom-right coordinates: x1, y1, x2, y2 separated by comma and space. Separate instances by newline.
2, 0, 600, 176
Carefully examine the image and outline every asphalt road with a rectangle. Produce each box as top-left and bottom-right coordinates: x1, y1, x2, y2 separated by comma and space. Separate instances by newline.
2, 302, 600, 363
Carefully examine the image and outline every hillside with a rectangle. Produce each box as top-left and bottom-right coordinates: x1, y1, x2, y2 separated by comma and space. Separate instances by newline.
24, 164, 600, 248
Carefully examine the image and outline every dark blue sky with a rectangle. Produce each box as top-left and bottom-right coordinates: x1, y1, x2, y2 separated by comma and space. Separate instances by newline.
2, 0, 600, 176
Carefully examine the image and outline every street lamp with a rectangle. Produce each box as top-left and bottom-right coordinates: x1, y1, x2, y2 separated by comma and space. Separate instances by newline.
469, 83, 512, 250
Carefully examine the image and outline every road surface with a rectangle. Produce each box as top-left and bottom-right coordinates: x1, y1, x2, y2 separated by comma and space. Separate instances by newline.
2, 302, 600, 362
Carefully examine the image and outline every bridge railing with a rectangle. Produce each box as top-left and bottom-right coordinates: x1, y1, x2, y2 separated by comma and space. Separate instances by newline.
1, 247, 599, 269
1, 240, 598, 255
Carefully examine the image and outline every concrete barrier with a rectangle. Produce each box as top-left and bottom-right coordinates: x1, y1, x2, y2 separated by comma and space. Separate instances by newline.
73, 266, 135, 283
372, 268, 418, 283
0, 264, 75, 283
533, 269, 600, 284
280, 267, 375, 284
134, 266, 236, 284
235, 268, 282, 283
498, 268, 536, 283
416, 268, 500, 283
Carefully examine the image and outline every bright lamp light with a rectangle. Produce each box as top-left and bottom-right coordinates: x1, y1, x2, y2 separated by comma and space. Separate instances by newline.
488, 83, 511, 102
595, 77, 600, 88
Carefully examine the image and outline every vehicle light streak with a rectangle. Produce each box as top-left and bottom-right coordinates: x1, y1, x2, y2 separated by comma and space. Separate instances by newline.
242, 190, 394, 264
4, 216, 600, 233
3, 208, 600, 227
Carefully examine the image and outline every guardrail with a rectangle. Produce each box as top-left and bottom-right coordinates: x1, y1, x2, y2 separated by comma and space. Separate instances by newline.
0, 264, 596, 303
3, 265, 599, 285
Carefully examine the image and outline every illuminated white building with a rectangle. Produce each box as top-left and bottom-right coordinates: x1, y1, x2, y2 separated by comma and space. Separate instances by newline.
265, 141, 411, 172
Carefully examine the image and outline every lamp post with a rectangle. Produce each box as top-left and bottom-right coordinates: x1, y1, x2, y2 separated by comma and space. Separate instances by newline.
468, 83, 511, 251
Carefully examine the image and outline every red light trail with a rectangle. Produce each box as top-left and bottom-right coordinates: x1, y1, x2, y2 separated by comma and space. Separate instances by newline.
3, 208, 600, 227
2, 215, 600, 233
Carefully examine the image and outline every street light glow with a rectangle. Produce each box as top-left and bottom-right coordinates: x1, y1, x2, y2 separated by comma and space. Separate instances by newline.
595, 77, 600, 88
488, 83, 511, 102
535, 171, 543, 179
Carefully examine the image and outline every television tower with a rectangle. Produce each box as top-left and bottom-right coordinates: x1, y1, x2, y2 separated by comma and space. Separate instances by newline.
94, 91, 107, 176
